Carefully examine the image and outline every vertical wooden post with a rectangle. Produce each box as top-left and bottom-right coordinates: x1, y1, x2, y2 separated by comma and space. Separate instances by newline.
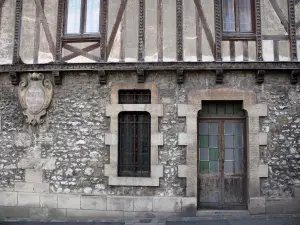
55, 0, 64, 62
255, 0, 263, 61
101, 0, 108, 61
176, 0, 183, 61
33, 0, 44, 64
157, 0, 163, 61
288, 0, 297, 61
214, 0, 222, 61
12, 0, 23, 64
138, 0, 145, 61
196, 7, 202, 61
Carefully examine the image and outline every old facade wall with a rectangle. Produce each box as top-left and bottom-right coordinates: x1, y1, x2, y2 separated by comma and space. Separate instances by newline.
0, 71, 300, 219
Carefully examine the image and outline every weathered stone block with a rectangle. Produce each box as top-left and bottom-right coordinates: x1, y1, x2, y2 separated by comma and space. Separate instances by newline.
0, 192, 18, 206
249, 197, 266, 214
2, 206, 29, 219
178, 165, 187, 178
48, 208, 67, 220
57, 194, 80, 209
153, 197, 181, 213
151, 133, 164, 146
259, 132, 268, 146
181, 197, 197, 216
33, 183, 49, 193
29, 207, 49, 219
294, 187, 300, 198
15, 182, 34, 192
266, 198, 300, 214
107, 196, 134, 211
134, 197, 153, 212
105, 133, 117, 145
25, 169, 43, 183
258, 164, 269, 178
80, 195, 107, 210
40, 193, 57, 208
66, 209, 124, 220
18, 192, 40, 207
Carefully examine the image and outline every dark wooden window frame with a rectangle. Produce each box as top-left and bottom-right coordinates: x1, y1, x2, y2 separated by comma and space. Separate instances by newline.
222, 0, 256, 40
118, 89, 151, 104
63, 0, 103, 42
118, 111, 151, 178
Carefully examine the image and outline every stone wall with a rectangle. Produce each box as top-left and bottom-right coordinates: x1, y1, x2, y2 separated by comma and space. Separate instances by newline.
0, 71, 300, 219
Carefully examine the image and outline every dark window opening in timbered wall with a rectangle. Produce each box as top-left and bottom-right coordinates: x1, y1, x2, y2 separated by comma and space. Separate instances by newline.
118, 112, 151, 177
222, 0, 255, 37
119, 90, 151, 104
65, 0, 101, 35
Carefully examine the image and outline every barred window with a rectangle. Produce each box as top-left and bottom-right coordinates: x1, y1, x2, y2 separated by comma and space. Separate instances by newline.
118, 112, 151, 177
119, 90, 151, 104
65, 0, 101, 35
223, 0, 254, 33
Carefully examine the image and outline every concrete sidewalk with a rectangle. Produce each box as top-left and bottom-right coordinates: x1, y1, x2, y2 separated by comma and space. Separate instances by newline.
1, 215, 300, 225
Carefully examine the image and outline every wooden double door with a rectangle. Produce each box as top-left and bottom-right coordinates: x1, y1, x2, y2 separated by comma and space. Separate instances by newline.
197, 119, 247, 209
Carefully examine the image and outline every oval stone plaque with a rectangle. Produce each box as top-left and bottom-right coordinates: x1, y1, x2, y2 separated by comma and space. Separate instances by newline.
25, 82, 45, 114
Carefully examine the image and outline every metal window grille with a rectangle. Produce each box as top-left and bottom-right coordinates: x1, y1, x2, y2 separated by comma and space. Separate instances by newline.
119, 90, 151, 104
118, 112, 151, 177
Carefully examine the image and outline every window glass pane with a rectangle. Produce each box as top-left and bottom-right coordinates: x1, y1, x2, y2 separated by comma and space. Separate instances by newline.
234, 135, 243, 147
209, 123, 218, 135
199, 123, 209, 135
224, 123, 233, 134
200, 135, 209, 148
210, 161, 219, 173
224, 161, 234, 173
209, 148, 218, 161
225, 148, 234, 160
67, 0, 81, 33
234, 123, 243, 134
209, 136, 218, 148
200, 148, 209, 161
225, 136, 234, 148
225, 103, 234, 114
86, 0, 100, 33
239, 0, 253, 32
234, 148, 243, 173
200, 161, 209, 174
223, 0, 235, 32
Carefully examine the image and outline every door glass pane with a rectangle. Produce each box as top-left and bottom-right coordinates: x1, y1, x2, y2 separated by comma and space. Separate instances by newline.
210, 161, 219, 173
209, 123, 218, 134
224, 161, 234, 173
200, 135, 209, 148
239, 0, 253, 32
199, 123, 209, 135
225, 135, 234, 148
200, 148, 209, 161
200, 161, 209, 174
66, 0, 82, 34
225, 148, 234, 160
234, 148, 243, 173
234, 123, 243, 134
86, 0, 100, 33
224, 123, 233, 134
209, 135, 218, 148
209, 148, 218, 161
223, 0, 235, 32
234, 135, 243, 147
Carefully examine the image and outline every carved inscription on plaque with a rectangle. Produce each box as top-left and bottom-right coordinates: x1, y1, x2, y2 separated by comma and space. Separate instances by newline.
18, 73, 53, 126
26, 83, 46, 114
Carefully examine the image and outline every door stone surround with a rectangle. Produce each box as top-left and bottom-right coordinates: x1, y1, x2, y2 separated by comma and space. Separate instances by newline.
177, 88, 268, 214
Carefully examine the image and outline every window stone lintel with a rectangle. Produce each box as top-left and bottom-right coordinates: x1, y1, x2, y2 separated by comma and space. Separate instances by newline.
106, 104, 163, 117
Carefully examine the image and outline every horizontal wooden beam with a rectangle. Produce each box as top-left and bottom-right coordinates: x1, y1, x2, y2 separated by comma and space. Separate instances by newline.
0, 62, 299, 73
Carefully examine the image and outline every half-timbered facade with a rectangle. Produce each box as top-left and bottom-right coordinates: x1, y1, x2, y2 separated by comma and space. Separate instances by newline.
0, 0, 300, 220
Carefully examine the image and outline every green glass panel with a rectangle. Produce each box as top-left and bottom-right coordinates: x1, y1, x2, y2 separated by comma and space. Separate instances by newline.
209, 148, 218, 161
199, 123, 209, 135
200, 148, 209, 160
225, 103, 234, 114
234, 102, 242, 114
200, 135, 209, 148
209, 135, 218, 148
217, 104, 225, 115
209, 123, 218, 135
210, 161, 219, 173
200, 161, 209, 174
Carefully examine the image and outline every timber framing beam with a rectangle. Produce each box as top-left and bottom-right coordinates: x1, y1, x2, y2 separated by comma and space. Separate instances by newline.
12, 0, 23, 64
0, 62, 299, 73
288, 0, 298, 61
